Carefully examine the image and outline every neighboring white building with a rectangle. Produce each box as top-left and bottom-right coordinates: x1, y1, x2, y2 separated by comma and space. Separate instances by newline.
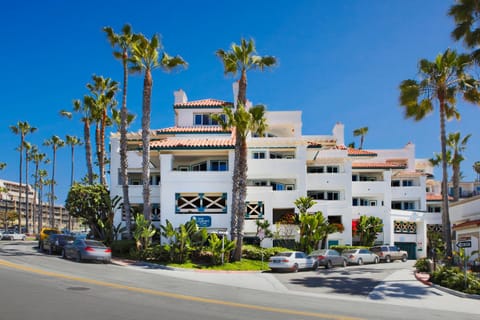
109, 88, 443, 259
450, 196, 480, 262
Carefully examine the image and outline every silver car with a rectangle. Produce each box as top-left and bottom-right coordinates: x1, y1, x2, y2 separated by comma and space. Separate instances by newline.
309, 249, 347, 269
1, 231, 26, 241
268, 251, 316, 272
62, 239, 111, 263
342, 249, 379, 265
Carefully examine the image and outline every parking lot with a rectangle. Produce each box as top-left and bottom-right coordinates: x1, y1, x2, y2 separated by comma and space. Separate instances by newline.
271, 260, 416, 297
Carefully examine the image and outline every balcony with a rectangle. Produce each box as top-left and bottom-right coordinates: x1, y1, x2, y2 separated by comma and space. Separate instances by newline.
352, 181, 387, 196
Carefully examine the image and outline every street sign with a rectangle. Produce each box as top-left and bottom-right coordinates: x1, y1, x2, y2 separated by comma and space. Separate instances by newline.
456, 240, 472, 248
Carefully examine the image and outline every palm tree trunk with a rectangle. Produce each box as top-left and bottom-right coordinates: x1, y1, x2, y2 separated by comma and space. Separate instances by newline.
69, 145, 75, 231
25, 149, 29, 234
95, 123, 102, 184
38, 184, 43, 231
232, 136, 248, 261
452, 161, 460, 202
33, 163, 39, 233
50, 148, 56, 227
120, 51, 131, 237
142, 69, 152, 221
100, 111, 107, 186
18, 136, 23, 232
84, 120, 94, 184
439, 100, 453, 262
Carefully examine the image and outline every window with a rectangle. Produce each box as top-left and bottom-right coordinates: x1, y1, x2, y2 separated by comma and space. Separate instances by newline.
391, 180, 401, 187
194, 113, 225, 126
252, 151, 266, 159
245, 201, 264, 219
326, 166, 339, 173
210, 160, 228, 171
150, 174, 160, 185
307, 166, 324, 173
328, 215, 342, 225
176, 193, 227, 214
285, 184, 295, 191
308, 191, 340, 200
191, 162, 207, 171
402, 180, 413, 187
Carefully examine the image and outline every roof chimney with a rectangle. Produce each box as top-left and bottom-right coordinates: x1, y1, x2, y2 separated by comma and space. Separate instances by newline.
174, 89, 187, 104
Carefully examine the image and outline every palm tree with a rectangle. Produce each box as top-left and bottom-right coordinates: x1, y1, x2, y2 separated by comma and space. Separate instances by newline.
30, 147, 48, 233
86, 75, 119, 186
216, 38, 276, 261
353, 126, 369, 150
62, 96, 95, 184
10, 121, 37, 232
449, 0, 480, 63
23, 141, 32, 233
36, 169, 48, 230
129, 33, 187, 220
399, 48, 480, 261
104, 24, 135, 237
66, 135, 82, 231
43, 135, 65, 227
473, 161, 480, 181
448, 132, 471, 201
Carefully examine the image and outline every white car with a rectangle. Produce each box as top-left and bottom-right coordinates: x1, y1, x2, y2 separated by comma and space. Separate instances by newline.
342, 248, 379, 265
2, 231, 26, 241
268, 251, 316, 272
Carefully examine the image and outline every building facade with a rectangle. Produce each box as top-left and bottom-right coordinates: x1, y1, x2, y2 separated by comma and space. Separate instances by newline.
110, 89, 443, 259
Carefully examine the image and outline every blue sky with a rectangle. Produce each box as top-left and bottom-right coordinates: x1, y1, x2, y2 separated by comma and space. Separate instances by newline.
1, 0, 478, 204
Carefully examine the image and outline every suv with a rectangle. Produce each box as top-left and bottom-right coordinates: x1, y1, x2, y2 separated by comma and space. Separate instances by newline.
370, 245, 408, 263
38, 228, 61, 250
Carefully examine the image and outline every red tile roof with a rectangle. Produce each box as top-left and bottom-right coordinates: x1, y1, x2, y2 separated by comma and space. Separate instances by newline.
426, 193, 453, 201
174, 99, 233, 108
334, 145, 377, 156
352, 162, 407, 169
453, 219, 480, 230
156, 126, 231, 134
150, 138, 235, 150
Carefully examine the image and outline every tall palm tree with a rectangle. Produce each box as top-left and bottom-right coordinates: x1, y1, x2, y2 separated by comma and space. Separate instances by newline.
66, 135, 82, 231
104, 24, 135, 237
129, 33, 187, 220
353, 126, 369, 150
43, 136, 65, 227
449, 0, 480, 63
23, 141, 32, 233
30, 147, 48, 233
62, 96, 95, 184
86, 75, 119, 186
399, 49, 480, 261
473, 161, 480, 181
447, 132, 471, 201
36, 169, 48, 231
10, 121, 37, 232
216, 38, 276, 261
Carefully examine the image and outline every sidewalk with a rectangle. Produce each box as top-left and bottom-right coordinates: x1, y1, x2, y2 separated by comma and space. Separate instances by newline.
112, 258, 480, 314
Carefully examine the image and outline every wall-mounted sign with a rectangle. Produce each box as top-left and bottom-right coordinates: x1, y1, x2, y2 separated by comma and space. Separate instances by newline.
192, 215, 211, 227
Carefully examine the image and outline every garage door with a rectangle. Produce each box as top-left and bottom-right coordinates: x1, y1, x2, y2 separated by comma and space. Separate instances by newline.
395, 242, 416, 260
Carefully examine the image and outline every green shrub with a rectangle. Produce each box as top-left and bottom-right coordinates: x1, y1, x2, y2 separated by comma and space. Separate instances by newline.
130, 244, 169, 262
431, 266, 480, 295
414, 258, 431, 273
111, 239, 136, 257
242, 245, 291, 260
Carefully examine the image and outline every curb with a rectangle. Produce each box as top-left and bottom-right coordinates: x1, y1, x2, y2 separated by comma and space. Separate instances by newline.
415, 271, 480, 300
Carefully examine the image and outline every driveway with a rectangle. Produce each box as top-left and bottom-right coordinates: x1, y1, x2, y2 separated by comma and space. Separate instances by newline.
271, 260, 416, 297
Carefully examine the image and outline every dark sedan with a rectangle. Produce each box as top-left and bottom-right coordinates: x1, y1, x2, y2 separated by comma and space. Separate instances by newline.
62, 239, 111, 264
43, 234, 75, 255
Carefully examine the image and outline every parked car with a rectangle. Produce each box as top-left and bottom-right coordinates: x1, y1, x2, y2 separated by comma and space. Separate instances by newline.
43, 234, 75, 255
370, 245, 408, 263
268, 251, 316, 272
342, 248, 379, 265
1, 231, 26, 241
62, 239, 111, 263
309, 249, 347, 269
38, 227, 61, 250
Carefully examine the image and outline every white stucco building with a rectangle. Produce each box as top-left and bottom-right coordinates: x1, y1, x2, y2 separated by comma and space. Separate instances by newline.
109, 89, 443, 259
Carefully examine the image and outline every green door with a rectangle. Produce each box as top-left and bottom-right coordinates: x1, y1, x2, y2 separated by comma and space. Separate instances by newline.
395, 242, 416, 260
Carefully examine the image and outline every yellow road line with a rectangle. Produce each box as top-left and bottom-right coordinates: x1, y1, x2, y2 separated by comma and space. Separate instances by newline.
0, 259, 363, 320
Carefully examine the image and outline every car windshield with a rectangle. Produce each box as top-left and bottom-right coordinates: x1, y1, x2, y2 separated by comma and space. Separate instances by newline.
311, 250, 327, 255
343, 250, 356, 254
44, 230, 59, 235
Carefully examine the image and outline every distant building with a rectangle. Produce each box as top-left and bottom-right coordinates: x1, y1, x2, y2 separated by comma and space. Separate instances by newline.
109, 87, 445, 259
450, 196, 480, 262
0, 179, 79, 233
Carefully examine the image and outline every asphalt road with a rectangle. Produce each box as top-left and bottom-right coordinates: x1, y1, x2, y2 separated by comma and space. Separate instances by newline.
0, 241, 477, 320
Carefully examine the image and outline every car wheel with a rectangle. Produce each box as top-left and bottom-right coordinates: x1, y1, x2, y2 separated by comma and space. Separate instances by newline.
292, 263, 299, 273
325, 260, 333, 269
385, 255, 391, 263
402, 254, 407, 262
76, 252, 82, 263
312, 262, 318, 271
374, 257, 379, 264
357, 258, 363, 265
